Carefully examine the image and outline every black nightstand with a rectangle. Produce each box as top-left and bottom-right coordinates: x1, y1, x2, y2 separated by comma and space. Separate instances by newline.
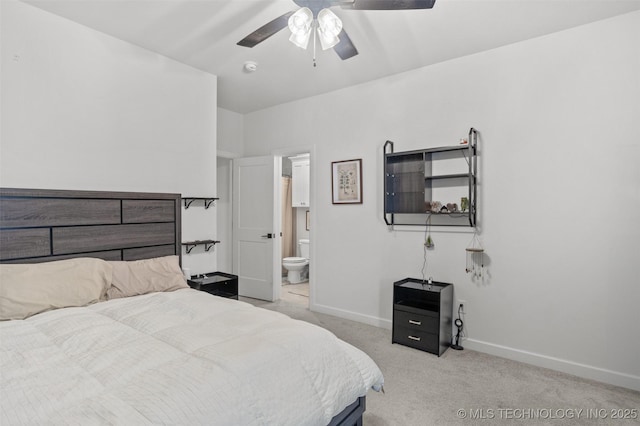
392, 278, 453, 356
188, 272, 238, 300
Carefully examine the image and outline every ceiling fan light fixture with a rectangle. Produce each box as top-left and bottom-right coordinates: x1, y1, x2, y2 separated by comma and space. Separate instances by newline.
288, 7, 313, 49
289, 29, 312, 49
317, 8, 342, 50
317, 28, 339, 50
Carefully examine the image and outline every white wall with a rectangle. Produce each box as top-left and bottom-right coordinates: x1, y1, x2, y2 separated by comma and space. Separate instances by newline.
217, 107, 244, 157
243, 11, 640, 390
216, 157, 233, 274
215, 107, 244, 273
0, 0, 218, 274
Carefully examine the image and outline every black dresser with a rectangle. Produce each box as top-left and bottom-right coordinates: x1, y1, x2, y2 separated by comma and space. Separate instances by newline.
392, 278, 453, 356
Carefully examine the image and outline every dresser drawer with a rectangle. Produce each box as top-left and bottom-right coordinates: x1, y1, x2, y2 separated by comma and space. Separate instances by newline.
188, 272, 238, 299
394, 309, 438, 333
392, 326, 439, 354
200, 282, 237, 299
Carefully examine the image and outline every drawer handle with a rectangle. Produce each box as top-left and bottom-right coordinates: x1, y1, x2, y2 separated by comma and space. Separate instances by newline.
408, 320, 421, 326
408, 335, 421, 341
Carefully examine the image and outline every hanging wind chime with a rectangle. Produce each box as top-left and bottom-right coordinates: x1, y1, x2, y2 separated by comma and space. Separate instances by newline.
465, 231, 484, 279
425, 214, 434, 249
421, 214, 434, 283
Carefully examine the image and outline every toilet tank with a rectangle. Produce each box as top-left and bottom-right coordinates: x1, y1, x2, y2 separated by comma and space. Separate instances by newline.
299, 239, 310, 259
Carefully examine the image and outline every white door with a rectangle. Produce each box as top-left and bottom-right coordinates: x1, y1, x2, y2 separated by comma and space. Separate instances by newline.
232, 156, 278, 301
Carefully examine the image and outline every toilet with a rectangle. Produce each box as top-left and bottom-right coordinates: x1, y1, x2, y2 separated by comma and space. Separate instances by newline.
282, 239, 309, 284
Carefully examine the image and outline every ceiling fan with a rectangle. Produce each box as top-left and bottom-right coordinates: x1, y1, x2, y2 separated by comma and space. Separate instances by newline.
237, 0, 436, 62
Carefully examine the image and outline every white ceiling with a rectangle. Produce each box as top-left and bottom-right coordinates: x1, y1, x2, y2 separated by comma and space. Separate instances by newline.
24, 0, 640, 114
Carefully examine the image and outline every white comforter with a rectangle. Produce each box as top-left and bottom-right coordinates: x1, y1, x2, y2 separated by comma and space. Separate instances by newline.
0, 289, 383, 425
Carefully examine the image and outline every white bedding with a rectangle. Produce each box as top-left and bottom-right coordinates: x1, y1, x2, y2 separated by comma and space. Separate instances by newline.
0, 289, 383, 425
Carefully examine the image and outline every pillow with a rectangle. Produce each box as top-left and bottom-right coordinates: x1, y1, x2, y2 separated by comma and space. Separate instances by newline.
106, 255, 187, 300
0, 258, 112, 321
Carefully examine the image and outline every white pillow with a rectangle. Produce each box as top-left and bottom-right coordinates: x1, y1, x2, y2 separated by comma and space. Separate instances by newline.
106, 255, 187, 300
0, 258, 112, 320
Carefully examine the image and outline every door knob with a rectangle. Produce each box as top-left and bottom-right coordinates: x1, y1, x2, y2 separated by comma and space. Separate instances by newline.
261, 233, 274, 239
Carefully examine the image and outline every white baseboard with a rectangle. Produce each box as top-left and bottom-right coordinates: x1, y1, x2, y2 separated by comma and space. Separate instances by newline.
310, 303, 393, 330
309, 304, 639, 392
463, 338, 640, 392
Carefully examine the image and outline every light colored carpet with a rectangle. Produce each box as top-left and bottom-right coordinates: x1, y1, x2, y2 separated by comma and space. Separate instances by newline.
240, 297, 640, 426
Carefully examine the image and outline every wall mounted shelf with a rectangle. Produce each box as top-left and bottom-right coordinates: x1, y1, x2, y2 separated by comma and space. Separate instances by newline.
182, 196, 219, 254
384, 128, 478, 227
425, 173, 470, 181
182, 197, 218, 209
182, 240, 220, 253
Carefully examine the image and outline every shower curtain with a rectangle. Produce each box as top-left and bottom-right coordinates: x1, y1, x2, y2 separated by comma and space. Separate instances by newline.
282, 177, 295, 274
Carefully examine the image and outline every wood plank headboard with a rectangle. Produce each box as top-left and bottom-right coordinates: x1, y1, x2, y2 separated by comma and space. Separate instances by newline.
0, 188, 181, 264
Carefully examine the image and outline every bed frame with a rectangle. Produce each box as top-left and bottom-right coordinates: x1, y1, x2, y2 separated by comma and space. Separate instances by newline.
0, 188, 181, 264
0, 187, 366, 425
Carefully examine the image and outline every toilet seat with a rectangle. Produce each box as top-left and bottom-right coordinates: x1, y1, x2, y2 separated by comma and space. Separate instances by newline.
283, 257, 307, 263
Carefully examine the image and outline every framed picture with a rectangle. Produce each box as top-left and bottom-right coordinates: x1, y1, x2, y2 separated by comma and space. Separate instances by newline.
305, 210, 310, 231
331, 159, 362, 204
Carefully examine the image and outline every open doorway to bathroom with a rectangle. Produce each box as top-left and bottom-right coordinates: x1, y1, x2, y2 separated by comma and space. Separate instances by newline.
280, 153, 310, 307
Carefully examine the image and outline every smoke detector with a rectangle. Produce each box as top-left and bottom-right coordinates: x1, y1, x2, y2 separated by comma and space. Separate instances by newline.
243, 61, 258, 73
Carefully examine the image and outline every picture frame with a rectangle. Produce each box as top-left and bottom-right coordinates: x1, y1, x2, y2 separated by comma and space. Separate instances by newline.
305, 210, 310, 231
331, 159, 363, 204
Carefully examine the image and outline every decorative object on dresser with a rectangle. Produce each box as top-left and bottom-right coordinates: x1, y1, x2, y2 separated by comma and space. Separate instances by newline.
188, 271, 238, 300
392, 278, 453, 356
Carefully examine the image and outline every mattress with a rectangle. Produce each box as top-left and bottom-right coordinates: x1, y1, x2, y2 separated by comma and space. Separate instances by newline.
0, 289, 384, 425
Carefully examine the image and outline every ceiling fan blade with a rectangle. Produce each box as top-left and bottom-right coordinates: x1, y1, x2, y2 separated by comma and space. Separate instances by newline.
339, 0, 435, 10
333, 29, 358, 60
237, 11, 295, 48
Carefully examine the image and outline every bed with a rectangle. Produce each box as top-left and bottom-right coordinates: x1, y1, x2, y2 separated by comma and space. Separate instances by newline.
0, 188, 384, 425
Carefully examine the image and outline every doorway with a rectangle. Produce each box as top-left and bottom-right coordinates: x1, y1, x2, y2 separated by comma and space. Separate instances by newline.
218, 147, 315, 308
279, 153, 310, 308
